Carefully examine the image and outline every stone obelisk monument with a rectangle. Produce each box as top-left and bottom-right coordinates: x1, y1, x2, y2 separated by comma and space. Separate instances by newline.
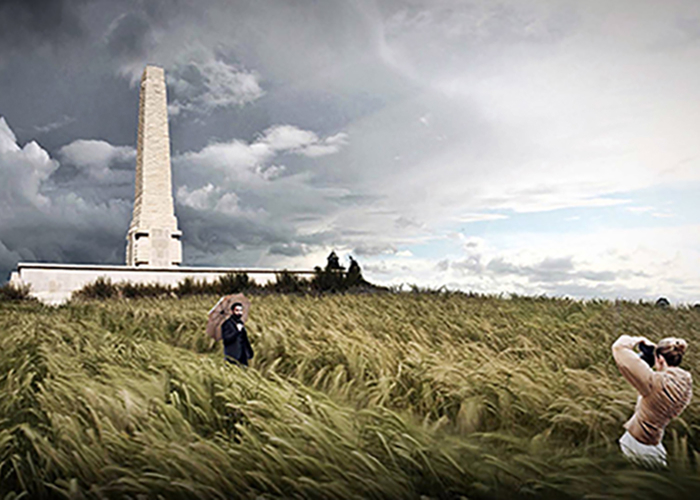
10, 64, 316, 304
126, 65, 182, 267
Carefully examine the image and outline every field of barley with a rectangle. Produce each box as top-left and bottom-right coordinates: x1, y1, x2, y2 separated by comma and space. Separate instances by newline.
1, 292, 700, 499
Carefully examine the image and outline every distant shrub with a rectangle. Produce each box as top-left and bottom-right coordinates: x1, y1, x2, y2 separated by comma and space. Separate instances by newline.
656, 297, 671, 308
345, 256, 365, 288
72, 276, 118, 300
309, 251, 342, 293
311, 266, 343, 293
268, 270, 311, 294
73, 278, 172, 300
0, 282, 35, 302
121, 281, 172, 298
310, 252, 386, 294
217, 272, 257, 295
175, 277, 210, 297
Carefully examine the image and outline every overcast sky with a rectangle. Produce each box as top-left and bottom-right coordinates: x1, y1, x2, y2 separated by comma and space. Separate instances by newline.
1, 0, 699, 303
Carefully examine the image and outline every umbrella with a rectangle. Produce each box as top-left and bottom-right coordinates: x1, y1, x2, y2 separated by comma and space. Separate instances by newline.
206, 293, 251, 341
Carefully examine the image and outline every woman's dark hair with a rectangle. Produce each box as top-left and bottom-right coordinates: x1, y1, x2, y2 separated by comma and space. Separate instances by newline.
639, 342, 656, 368
655, 338, 687, 367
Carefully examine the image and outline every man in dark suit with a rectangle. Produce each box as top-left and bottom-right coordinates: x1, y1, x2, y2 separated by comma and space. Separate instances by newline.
221, 302, 254, 366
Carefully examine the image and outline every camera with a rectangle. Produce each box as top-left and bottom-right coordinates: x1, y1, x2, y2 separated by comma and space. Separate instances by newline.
639, 342, 656, 368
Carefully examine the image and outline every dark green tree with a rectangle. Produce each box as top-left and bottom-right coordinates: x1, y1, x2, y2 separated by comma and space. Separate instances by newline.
345, 256, 364, 288
269, 270, 310, 294
217, 272, 254, 295
312, 251, 346, 292
326, 250, 344, 271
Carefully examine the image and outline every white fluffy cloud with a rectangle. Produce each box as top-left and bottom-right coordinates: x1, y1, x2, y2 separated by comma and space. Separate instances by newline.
176, 183, 219, 210
215, 192, 243, 215
261, 126, 348, 157
455, 213, 509, 223
358, 224, 700, 304
59, 139, 135, 180
167, 55, 264, 115
178, 140, 272, 181
176, 184, 259, 217
165, 122, 357, 267
0, 117, 58, 210
0, 118, 133, 278
33, 115, 76, 134
176, 124, 348, 183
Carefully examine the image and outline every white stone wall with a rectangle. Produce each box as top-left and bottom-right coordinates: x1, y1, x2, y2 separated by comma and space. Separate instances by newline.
126, 65, 182, 267
13, 263, 314, 305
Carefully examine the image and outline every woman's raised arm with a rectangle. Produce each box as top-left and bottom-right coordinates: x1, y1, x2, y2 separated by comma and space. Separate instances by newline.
612, 335, 655, 396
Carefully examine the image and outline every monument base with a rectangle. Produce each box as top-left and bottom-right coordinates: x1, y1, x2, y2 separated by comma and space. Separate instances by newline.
10, 263, 314, 305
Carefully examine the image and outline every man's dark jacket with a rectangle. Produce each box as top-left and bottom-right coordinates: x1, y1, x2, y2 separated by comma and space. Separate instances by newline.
221, 315, 254, 365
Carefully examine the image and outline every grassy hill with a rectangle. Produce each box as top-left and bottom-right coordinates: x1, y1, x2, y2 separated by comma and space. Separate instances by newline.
1, 292, 699, 499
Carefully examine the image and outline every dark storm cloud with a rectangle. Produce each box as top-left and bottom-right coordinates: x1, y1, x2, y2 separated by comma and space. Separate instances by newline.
104, 0, 194, 62
1, 0, 699, 303
0, 118, 135, 280
175, 205, 315, 266
139, 0, 186, 21
105, 12, 153, 60
268, 243, 309, 257
1, 213, 128, 267
0, 196, 131, 280
0, 0, 91, 51
178, 210, 270, 253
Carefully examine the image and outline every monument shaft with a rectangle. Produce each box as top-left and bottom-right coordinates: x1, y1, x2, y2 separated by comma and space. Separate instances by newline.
126, 66, 182, 267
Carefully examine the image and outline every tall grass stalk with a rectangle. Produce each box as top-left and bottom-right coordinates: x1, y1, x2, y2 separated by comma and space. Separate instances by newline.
1, 294, 699, 498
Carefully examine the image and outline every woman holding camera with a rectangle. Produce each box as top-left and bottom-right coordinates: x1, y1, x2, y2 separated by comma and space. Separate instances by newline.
612, 335, 692, 467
